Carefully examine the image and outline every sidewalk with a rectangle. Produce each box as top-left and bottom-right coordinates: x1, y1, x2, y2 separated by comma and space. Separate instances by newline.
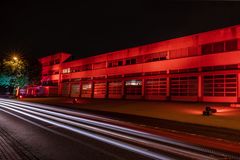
20, 97, 240, 131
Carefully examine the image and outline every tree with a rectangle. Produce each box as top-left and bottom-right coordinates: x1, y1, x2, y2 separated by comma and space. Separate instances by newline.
0, 56, 28, 94
0, 52, 42, 95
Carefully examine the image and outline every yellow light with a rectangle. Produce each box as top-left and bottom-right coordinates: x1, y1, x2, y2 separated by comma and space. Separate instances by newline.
13, 56, 18, 61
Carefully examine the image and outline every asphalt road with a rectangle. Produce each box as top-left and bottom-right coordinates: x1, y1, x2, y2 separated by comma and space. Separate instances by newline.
0, 99, 239, 160
0, 110, 154, 160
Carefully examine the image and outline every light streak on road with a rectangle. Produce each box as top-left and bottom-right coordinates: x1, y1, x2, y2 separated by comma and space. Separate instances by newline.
0, 98, 237, 160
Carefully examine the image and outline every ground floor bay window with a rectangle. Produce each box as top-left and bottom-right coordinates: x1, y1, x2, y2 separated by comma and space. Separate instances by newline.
170, 76, 198, 101
108, 81, 122, 99
93, 82, 106, 98
81, 82, 92, 98
61, 83, 69, 97
145, 78, 167, 100
70, 83, 80, 97
125, 80, 142, 99
203, 74, 237, 102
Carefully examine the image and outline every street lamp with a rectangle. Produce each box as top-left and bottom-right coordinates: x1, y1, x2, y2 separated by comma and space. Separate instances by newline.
13, 56, 18, 61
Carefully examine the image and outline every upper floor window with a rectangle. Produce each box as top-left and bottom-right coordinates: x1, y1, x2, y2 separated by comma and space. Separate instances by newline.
62, 68, 70, 74
202, 44, 213, 55
144, 52, 167, 62
126, 58, 136, 65
93, 61, 106, 70
55, 59, 60, 64
82, 64, 92, 71
108, 60, 123, 68
225, 39, 238, 51
201, 39, 239, 55
213, 42, 224, 53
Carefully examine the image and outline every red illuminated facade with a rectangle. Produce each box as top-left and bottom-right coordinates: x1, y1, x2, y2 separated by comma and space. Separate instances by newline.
37, 25, 240, 102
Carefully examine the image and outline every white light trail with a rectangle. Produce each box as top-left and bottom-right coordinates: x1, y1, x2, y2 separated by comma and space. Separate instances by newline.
0, 99, 226, 159
0, 99, 227, 157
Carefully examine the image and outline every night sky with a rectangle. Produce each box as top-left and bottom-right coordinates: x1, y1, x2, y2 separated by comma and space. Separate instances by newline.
1, 1, 240, 59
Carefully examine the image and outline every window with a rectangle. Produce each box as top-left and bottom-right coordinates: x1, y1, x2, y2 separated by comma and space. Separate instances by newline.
108, 74, 122, 79
71, 66, 81, 73
170, 68, 198, 74
81, 82, 92, 98
108, 59, 123, 68
108, 62, 113, 68
225, 39, 238, 51
202, 44, 213, 55
108, 81, 122, 95
125, 80, 142, 95
144, 71, 167, 76
202, 64, 238, 72
126, 59, 131, 65
94, 82, 106, 97
93, 62, 106, 70
144, 52, 167, 62
125, 58, 136, 65
61, 83, 69, 96
125, 73, 142, 77
203, 74, 237, 97
170, 76, 198, 96
55, 59, 60, 64
145, 78, 167, 96
118, 60, 123, 66
82, 64, 92, 71
169, 48, 189, 59
63, 68, 70, 74
202, 39, 238, 55
213, 42, 224, 53
70, 84, 80, 97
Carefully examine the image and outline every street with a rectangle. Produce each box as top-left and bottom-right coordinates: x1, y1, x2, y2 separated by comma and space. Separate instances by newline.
0, 98, 239, 160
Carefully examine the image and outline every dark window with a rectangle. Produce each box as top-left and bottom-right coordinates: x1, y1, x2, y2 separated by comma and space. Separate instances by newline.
55, 59, 60, 64
225, 39, 238, 51
213, 42, 224, 53
126, 59, 131, 65
225, 64, 238, 70
131, 59, 136, 64
118, 61, 123, 66
201, 44, 213, 55
82, 64, 92, 71
213, 65, 225, 71
125, 58, 136, 65
108, 62, 113, 68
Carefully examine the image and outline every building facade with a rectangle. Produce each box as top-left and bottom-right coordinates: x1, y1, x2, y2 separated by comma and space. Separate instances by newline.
38, 25, 240, 102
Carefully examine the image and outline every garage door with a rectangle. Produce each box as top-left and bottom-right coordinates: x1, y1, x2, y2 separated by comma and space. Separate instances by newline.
94, 82, 106, 98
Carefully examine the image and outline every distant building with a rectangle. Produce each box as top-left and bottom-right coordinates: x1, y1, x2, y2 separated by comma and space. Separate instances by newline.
35, 25, 240, 102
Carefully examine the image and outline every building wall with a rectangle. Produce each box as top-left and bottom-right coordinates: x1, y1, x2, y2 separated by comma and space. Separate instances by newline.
39, 25, 240, 102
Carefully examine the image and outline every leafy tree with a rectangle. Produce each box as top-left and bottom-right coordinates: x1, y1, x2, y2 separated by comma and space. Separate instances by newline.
0, 53, 41, 95
0, 56, 27, 94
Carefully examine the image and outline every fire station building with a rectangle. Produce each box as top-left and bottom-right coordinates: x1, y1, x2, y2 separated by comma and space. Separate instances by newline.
37, 25, 240, 102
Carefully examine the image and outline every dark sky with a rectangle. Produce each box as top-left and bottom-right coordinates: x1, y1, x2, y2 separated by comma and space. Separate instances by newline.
1, 1, 240, 59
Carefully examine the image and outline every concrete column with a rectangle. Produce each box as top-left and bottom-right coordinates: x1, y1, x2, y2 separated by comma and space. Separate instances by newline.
198, 75, 203, 102
141, 79, 145, 99
58, 73, 62, 96
68, 82, 71, 97
105, 81, 109, 99
237, 73, 240, 102
91, 80, 94, 99
79, 81, 82, 98
122, 80, 125, 99
166, 70, 170, 100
